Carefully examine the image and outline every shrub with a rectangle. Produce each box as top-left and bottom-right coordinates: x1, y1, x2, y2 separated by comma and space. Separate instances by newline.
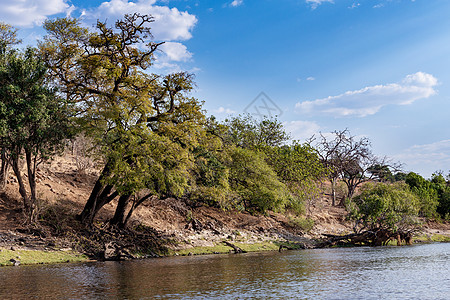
349, 182, 421, 232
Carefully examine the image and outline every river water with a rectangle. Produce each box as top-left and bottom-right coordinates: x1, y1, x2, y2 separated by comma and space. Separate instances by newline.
0, 243, 449, 299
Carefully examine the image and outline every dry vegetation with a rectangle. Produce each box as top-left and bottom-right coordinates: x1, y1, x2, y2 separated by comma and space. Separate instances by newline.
0, 150, 449, 262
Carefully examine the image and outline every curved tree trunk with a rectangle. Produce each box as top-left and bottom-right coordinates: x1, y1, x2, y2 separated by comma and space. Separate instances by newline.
78, 163, 117, 225
110, 194, 132, 228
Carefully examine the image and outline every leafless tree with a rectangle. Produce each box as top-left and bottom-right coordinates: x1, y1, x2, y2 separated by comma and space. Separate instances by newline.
311, 129, 400, 206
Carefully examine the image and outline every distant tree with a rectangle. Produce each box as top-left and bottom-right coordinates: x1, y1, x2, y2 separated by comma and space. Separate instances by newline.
0, 47, 72, 222
368, 164, 395, 182
224, 114, 289, 150
265, 142, 328, 214
0, 22, 21, 48
393, 171, 408, 182
312, 129, 398, 205
405, 172, 439, 218
430, 172, 450, 219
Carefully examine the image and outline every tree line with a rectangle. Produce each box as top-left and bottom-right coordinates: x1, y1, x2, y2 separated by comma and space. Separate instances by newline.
0, 15, 449, 242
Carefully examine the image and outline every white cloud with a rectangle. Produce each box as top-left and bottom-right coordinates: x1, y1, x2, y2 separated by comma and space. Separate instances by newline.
306, 0, 334, 10
393, 139, 450, 178
84, 0, 197, 41
295, 72, 438, 117
283, 120, 321, 142
306, 76, 315, 81
230, 0, 244, 7
349, 2, 360, 9
152, 42, 193, 72
213, 107, 236, 114
158, 42, 192, 62
0, 0, 69, 27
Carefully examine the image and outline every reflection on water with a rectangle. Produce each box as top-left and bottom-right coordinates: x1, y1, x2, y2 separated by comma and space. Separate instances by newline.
0, 243, 449, 299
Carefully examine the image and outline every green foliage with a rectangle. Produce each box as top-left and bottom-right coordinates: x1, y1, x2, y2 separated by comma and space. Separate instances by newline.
287, 216, 315, 233
103, 128, 192, 198
430, 173, 450, 218
0, 22, 21, 49
41, 14, 207, 225
223, 114, 289, 149
266, 142, 327, 184
0, 47, 72, 157
228, 147, 290, 213
405, 172, 440, 218
349, 182, 421, 232
368, 164, 395, 182
0, 46, 72, 221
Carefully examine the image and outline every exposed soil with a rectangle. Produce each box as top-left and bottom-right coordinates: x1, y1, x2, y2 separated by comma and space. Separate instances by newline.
1, 153, 449, 260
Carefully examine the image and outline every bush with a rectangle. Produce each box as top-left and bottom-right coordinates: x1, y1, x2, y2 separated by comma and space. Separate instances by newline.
349, 182, 421, 232
405, 172, 439, 218
287, 216, 315, 233
228, 148, 290, 213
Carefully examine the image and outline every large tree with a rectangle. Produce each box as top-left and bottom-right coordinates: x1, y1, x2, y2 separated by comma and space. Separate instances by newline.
0, 47, 72, 222
41, 14, 206, 227
0, 22, 21, 191
312, 129, 397, 205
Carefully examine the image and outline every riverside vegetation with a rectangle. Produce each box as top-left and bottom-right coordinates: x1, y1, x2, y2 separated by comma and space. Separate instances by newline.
0, 16, 449, 265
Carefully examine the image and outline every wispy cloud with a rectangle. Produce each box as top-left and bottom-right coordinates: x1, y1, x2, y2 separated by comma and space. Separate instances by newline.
283, 120, 321, 142
212, 107, 237, 114
393, 139, 450, 178
230, 0, 244, 7
296, 72, 438, 117
306, 0, 334, 10
0, 0, 70, 27
297, 76, 315, 82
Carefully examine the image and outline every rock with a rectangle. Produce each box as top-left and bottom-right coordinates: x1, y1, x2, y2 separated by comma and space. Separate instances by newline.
10, 246, 16, 251
10, 259, 20, 266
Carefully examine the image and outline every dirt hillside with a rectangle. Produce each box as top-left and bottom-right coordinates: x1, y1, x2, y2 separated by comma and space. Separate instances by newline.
0, 152, 448, 256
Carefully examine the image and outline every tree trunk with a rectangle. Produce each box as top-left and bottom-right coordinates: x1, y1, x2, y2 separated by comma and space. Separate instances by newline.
11, 156, 33, 222
0, 149, 10, 191
25, 150, 38, 223
331, 178, 336, 206
123, 193, 154, 228
110, 194, 132, 228
78, 163, 115, 225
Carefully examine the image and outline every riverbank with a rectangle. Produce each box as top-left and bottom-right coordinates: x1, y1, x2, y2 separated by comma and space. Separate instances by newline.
0, 153, 449, 266
0, 248, 88, 266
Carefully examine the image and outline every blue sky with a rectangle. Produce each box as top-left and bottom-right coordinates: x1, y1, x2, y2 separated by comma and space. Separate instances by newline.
1, 0, 449, 178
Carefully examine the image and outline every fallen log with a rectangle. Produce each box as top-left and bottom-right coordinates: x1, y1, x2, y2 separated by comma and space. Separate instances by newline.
223, 241, 247, 253
318, 229, 415, 248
